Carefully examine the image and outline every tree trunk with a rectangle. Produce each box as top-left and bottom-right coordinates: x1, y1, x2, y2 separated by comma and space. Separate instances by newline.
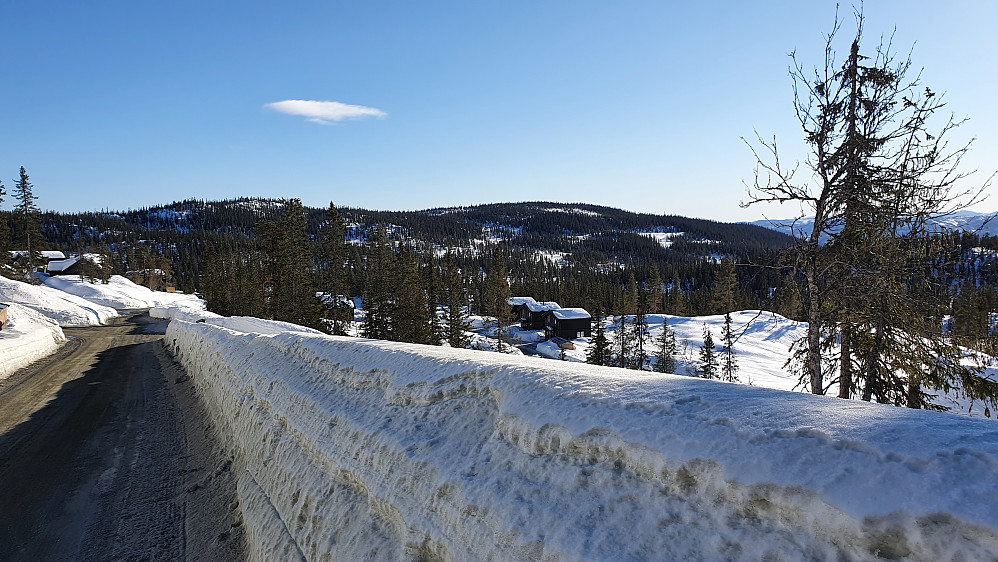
838, 325, 852, 399
806, 262, 824, 394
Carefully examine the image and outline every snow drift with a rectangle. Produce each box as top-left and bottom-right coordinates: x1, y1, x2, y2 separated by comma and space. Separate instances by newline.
0, 276, 118, 327
0, 304, 67, 379
167, 319, 998, 561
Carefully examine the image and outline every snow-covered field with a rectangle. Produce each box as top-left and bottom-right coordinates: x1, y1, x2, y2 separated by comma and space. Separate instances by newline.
44, 275, 200, 310
167, 318, 998, 560
0, 304, 67, 379
0, 276, 118, 327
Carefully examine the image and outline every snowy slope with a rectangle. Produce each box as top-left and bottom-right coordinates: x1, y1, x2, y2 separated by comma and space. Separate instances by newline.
598, 311, 994, 418
0, 304, 67, 379
44, 275, 202, 310
0, 276, 119, 327
167, 319, 998, 561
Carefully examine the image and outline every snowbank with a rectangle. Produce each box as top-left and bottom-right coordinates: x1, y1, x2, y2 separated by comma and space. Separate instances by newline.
0, 304, 67, 379
168, 320, 998, 560
44, 275, 201, 310
0, 276, 118, 327
150, 306, 323, 337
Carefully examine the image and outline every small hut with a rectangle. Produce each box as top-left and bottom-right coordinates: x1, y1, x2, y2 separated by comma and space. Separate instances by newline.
543, 308, 592, 340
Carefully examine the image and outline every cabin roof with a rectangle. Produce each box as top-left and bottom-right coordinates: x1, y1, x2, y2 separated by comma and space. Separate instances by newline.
550, 307, 591, 320
525, 301, 560, 312
47, 253, 104, 272
9, 250, 66, 260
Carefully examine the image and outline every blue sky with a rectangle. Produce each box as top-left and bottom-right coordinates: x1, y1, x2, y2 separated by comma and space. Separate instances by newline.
1, 1, 995, 221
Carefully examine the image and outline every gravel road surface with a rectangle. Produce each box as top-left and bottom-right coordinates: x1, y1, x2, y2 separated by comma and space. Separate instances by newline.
0, 312, 245, 561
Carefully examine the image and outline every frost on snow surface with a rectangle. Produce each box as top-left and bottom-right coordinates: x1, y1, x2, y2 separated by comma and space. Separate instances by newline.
0, 303, 66, 379
0, 276, 118, 327
167, 319, 998, 561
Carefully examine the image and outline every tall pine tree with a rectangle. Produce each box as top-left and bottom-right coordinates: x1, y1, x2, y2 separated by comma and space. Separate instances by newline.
653, 317, 677, 374
441, 252, 472, 349
12, 167, 45, 281
586, 306, 612, 366
363, 225, 396, 340
0, 178, 9, 261
698, 325, 718, 379
720, 313, 739, 382
259, 198, 322, 329
484, 251, 512, 352
316, 202, 350, 334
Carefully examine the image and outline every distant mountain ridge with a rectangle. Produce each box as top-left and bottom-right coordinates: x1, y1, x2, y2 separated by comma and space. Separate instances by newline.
746, 210, 998, 239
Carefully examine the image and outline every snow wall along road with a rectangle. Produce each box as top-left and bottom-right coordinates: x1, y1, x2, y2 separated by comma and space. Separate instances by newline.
166, 319, 998, 561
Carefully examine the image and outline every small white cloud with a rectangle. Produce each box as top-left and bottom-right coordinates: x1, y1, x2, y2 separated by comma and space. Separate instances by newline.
265, 99, 386, 125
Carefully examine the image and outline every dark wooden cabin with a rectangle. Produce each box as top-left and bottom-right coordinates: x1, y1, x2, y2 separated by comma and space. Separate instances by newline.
520, 300, 560, 330
47, 255, 104, 278
508, 297, 537, 321
543, 308, 592, 340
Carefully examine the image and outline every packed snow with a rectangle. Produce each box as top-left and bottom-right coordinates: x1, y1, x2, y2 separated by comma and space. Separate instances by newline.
0, 304, 67, 379
0, 276, 118, 327
167, 318, 998, 560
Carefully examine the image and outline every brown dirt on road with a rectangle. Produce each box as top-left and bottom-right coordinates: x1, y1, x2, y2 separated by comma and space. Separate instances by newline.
0, 312, 245, 561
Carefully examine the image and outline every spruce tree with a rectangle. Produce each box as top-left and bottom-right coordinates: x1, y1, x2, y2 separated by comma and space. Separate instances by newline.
363, 225, 396, 340
720, 313, 739, 382
393, 250, 438, 345
613, 300, 631, 368
653, 317, 677, 374
259, 198, 322, 329
12, 167, 45, 281
665, 275, 686, 316
711, 257, 738, 314
0, 179, 9, 260
632, 287, 651, 370
698, 325, 718, 379
316, 202, 349, 334
441, 252, 472, 348
647, 265, 663, 314
586, 306, 612, 366
484, 251, 512, 352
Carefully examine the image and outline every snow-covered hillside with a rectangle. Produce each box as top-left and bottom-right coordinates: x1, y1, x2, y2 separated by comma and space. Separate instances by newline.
0, 304, 67, 379
0, 276, 118, 327
167, 319, 998, 561
43, 275, 201, 310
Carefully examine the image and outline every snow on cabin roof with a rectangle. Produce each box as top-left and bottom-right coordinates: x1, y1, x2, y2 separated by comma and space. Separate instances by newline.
550, 307, 591, 320
525, 301, 560, 312
47, 254, 104, 272
9, 250, 66, 260
508, 297, 537, 306
46, 257, 80, 272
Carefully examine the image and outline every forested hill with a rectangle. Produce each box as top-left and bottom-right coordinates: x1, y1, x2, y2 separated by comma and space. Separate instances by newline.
45, 198, 792, 258
35, 198, 794, 315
